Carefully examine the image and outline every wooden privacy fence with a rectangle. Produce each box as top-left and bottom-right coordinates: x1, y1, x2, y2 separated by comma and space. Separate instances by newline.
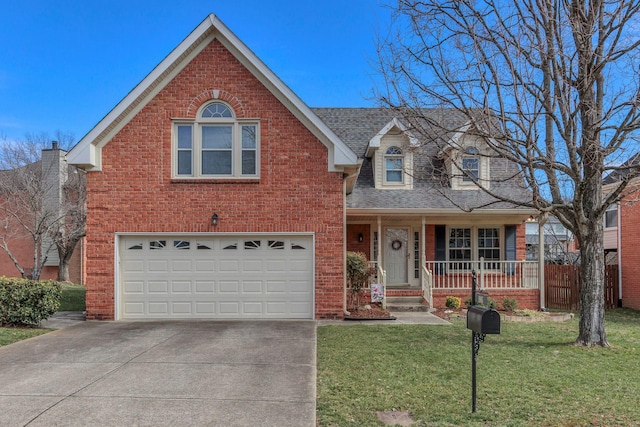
545, 264, 619, 310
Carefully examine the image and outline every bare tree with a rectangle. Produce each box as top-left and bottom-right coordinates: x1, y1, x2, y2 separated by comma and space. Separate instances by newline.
377, 0, 640, 346
0, 132, 85, 281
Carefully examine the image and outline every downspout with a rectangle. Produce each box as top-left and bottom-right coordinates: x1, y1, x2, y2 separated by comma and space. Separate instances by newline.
617, 202, 622, 306
343, 176, 350, 317
538, 214, 547, 311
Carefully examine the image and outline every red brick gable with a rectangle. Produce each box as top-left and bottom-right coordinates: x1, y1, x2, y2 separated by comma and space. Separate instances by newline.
84, 38, 346, 319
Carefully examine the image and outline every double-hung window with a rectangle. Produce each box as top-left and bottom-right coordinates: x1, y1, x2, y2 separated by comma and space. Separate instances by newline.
448, 226, 501, 270
462, 147, 480, 182
174, 102, 259, 178
384, 146, 404, 183
605, 204, 617, 228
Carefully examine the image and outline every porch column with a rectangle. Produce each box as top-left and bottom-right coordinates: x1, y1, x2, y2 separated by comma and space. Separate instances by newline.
538, 215, 546, 310
377, 216, 382, 268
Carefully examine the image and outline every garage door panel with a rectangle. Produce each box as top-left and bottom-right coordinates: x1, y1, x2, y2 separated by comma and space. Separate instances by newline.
242, 281, 263, 293
266, 281, 286, 293
219, 281, 239, 293
195, 281, 215, 293
195, 302, 216, 314
120, 235, 313, 319
123, 260, 144, 272
148, 281, 169, 293
290, 280, 312, 293
123, 281, 144, 294
171, 302, 192, 314
195, 260, 215, 272
148, 302, 169, 314
148, 260, 169, 272
171, 281, 192, 293
171, 260, 192, 272
219, 260, 239, 272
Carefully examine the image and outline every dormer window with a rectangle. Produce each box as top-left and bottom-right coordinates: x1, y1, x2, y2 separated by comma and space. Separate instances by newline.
173, 101, 259, 179
462, 147, 479, 182
384, 146, 404, 184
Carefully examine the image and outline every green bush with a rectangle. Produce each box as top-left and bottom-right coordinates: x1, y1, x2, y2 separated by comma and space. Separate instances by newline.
486, 297, 498, 310
463, 296, 473, 307
346, 252, 375, 309
0, 277, 62, 326
445, 296, 461, 309
502, 297, 519, 312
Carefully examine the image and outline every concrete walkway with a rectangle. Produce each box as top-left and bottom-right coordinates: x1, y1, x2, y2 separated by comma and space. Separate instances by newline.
0, 319, 316, 427
318, 311, 451, 326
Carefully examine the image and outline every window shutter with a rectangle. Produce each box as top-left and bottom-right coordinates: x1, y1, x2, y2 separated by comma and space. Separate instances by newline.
505, 225, 516, 275
435, 225, 446, 274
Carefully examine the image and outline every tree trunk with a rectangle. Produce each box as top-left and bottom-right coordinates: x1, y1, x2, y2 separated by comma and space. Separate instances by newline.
57, 260, 70, 282
576, 220, 609, 347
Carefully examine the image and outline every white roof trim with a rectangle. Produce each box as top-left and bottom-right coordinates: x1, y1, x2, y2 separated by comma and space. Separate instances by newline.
365, 118, 420, 157
67, 14, 357, 171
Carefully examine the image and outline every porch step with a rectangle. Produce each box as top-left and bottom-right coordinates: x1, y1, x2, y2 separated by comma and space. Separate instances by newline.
385, 296, 429, 312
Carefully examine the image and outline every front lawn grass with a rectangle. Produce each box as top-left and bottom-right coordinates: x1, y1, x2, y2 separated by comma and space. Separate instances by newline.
0, 328, 49, 346
58, 282, 85, 311
317, 309, 640, 426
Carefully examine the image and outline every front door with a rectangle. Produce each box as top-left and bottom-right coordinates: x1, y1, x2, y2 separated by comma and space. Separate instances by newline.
384, 228, 409, 285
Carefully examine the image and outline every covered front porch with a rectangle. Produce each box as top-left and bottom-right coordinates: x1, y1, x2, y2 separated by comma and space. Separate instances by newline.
346, 212, 544, 310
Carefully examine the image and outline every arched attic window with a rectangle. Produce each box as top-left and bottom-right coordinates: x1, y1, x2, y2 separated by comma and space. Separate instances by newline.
174, 101, 259, 178
384, 146, 404, 183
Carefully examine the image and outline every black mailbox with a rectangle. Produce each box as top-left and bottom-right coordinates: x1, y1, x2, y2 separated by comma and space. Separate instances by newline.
467, 305, 501, 334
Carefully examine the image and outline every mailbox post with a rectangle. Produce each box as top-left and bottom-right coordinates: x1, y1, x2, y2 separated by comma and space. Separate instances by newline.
468, 269, 500, 413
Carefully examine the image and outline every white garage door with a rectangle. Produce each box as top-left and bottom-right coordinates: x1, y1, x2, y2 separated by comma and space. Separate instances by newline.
119, 235, 314, 319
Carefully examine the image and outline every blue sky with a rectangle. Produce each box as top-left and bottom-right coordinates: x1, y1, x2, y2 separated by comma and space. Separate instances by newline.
0, 1, 391, 142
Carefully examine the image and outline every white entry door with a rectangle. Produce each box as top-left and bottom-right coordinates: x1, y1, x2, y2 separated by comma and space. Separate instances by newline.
118, 235, 314, 320
384, 228, 408, 284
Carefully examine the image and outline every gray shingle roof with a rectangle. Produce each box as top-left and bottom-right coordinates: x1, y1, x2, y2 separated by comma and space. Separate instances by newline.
312, 107, 533, 212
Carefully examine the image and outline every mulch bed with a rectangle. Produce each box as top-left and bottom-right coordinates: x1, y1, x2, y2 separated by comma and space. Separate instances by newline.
345, 302, 395, 320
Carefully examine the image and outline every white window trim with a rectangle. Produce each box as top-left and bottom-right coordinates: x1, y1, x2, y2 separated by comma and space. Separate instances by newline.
604, 204, 618, 229
172, 103, 260, 179
383, 146, 405, 185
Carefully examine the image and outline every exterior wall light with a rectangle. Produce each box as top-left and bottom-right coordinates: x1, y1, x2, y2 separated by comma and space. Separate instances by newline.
211, 213, 219, 226
358, 233, 364, 242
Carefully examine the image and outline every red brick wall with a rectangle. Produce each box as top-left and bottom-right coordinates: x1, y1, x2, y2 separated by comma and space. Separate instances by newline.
84, 39, 345, 320
346, 224, 371, 259
433, 289, 539, 310
620, 196, 640, 309
0, 215, 82, 283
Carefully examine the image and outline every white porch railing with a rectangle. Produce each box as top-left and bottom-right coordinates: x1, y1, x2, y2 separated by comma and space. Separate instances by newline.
425, 259, 539, 290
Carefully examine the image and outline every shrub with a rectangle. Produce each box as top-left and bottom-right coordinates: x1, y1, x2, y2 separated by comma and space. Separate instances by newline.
346, 252, 374, 309
463, 296, 473, 307
502, 297, 518, 312
0, 277, 62, 326
445, 296, 461, 309
486, 297, 498, 310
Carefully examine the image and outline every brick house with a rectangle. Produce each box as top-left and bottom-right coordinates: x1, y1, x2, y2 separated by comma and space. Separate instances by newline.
67, 15, 539, 320
0, 144, 83, 283
603, 154, 639, 310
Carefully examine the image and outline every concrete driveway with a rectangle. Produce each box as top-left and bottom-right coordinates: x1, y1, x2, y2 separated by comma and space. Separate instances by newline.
0, 320, 316, 426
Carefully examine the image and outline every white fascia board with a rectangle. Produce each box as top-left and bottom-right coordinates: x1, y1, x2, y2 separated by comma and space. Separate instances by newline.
347, 207, 538, 217
211, 16, 357, 170
67, 17, 214, 170
365, 118, 420, 158
68, 14, 357, 172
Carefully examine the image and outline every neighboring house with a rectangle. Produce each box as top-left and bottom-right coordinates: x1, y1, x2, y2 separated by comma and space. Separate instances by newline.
0, 143, 83, 283
603, 154, 639, 309
525, 216, 577, 264
67, 15, 540, 321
